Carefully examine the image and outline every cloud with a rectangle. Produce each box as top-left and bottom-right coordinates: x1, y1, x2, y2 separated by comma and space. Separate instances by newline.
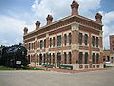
31, 0, 101, 25
0, 13, 38, 46
102, 11, 114, 49
0, 15, 26, 45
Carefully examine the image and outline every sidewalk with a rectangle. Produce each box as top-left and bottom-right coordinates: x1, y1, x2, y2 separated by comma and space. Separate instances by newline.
49, 68, 106, 73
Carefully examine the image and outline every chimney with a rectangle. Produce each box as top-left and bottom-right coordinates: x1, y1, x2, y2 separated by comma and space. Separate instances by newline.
46, 14, 53, 25
23, 27, 28, 35
95, 13, 102, 24
71, 0, 79, 15
35, 21, 40, 29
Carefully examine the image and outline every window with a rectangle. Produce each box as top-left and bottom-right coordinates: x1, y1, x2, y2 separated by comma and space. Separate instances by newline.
57, 35, 61, 47
69, 33, 72, 45
44, 39, 46, 48
84, 52, 88, 64
64, 52, 67, 64
92, 36, 95, 47
96, 37, 99, 47
68, 52, 72, 64
84, 34, 88, 45
50, 38, 52, 47
40, 40, 43, 49
29, 43, 30, 50
57, 53, 61, 66
78, 52, 83, 64
78, 33, 83, 45
92, 53, 95, 64
64, 34, 67, 46
43, 54, 46, 63
39, 54, 42, 65
53, 53, 55, 64
49, 53, 51, 64
53, 37, 55, 47
96, 53, 99, 64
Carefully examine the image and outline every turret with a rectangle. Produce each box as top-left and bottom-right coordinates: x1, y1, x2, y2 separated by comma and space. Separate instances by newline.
46, 14, 53, 25
35, 21, 40, 29
23, 27, 28, 35
95, 13, 102, 24
71, 0, 79, 15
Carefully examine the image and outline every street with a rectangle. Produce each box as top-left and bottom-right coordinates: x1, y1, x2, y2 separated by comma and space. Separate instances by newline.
0, 68, 114, 86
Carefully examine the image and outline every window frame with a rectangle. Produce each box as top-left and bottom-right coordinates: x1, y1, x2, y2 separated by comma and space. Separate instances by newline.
57, 35, 62, 47
78, 33, 83, 45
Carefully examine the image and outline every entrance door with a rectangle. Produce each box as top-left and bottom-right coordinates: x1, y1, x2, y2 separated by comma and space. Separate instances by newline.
57, 53, 61, 67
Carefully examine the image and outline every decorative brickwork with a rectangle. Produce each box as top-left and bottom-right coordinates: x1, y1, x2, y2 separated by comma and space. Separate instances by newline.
23, 0, 103, 69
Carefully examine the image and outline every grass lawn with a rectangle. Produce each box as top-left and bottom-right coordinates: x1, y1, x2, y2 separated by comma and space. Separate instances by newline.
0, 66, 44, 70
0, 66, 16, 70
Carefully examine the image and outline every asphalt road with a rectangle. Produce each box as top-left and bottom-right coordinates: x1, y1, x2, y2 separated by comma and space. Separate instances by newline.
0, 68, 114, 86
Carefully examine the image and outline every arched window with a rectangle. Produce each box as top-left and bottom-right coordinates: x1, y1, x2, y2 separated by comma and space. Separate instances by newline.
44, 39, 46, 48
84, 34, 88, 45
96, 53, 99, 64
64, 52, 67, 64
50, 38, 52, 47
96, 37, 99, 47
78, 33, 83, 45
53, 37, 55, 47
43, 54, 46, 63
84, 52, 88, 64
53, 53, 55, 64
39, 54, 42, 65
40, 40, 43, 49
69, 52, 72, 64
29, 43, 30, 50
78, 52, 83, 64
64, 34, 67, 46
49, 53, 51, 64
68, 33, 72, 45
92, 36, 95, 47
92, 53, 95, 64
57, 35, 61, 47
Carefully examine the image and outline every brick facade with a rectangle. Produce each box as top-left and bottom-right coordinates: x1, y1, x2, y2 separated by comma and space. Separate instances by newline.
110, 35, 114, 52
23, 0, 103, 68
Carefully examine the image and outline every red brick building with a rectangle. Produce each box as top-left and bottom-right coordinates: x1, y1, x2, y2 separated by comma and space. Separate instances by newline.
23, 0, 103, 69
102, 35, 114, 65
110, 35, 114, 52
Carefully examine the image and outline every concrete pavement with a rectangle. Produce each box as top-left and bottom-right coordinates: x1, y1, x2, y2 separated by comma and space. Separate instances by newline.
0, 68, 114, 86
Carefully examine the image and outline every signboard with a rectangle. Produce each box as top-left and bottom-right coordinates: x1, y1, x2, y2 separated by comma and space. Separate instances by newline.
16, 61, 21, 65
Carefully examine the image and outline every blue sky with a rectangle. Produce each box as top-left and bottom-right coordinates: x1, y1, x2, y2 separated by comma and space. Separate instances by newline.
0, 0, 114, 49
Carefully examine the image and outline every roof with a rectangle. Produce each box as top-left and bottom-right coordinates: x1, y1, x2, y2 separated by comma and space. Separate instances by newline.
24, 14, 102, 37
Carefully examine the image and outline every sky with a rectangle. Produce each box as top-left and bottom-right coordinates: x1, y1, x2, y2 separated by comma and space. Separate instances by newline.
0, 0, 114, 49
